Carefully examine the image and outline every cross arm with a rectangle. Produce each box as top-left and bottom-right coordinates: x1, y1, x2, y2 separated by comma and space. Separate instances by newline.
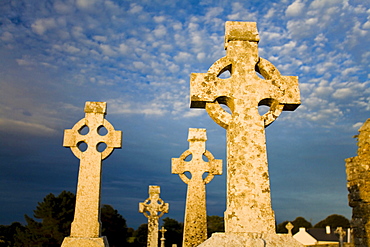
257, 58, 300, 111
190, 57, 233, 108
159, 203, 169, 217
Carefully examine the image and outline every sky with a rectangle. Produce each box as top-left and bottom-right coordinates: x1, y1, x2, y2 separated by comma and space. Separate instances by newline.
1, 0, 370, 230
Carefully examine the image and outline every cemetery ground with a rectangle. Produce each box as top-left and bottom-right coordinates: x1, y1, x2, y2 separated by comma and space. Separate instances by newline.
0, 190, 351, 247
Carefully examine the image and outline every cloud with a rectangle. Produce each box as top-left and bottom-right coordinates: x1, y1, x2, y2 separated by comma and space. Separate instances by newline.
332, 88, 353, 99
128, 3, 143, 14
227, 2, 257, 20
0, 119, 57, 136
352, 122, 364, 130
285, 0, 305, 17
107, 99, 168, 116
31, 18, 57, 35
153, 25, 167, 37
53, 1, 75, 14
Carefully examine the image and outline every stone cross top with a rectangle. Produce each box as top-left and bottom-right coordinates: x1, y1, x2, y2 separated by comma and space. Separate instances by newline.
61, 102, 122, 246
335, 227, 346, 247
139, 185, 169, 247
160, 227, 167, 247
190, 22, 300, 235
172, 128, 222, 247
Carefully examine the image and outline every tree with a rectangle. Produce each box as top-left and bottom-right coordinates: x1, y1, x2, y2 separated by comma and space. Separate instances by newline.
101, 204, 128, 247
276, 221, 290, 234
292, 217, 312, 234
0, 222, 25, 247
14, 190, 75, 246
276, 217, 312, 234
161, 217, 183, 247
13, 191, 129, 246
314, 214, 350, 229
131, 223, 148, 247
207, 215, 224, 237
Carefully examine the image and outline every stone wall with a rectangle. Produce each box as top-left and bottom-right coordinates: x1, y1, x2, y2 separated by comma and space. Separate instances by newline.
346, 118, 370, 247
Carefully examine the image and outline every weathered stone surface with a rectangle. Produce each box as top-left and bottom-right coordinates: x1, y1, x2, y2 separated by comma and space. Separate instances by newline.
346, 118, 370, 247
139, 185, 169, 247
172, 128, 222, 247
61, 102, 122, 247
191, 21, 302, 246
60, 237, 109, 247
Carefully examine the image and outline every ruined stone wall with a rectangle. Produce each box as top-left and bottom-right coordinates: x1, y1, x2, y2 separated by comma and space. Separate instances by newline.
346, 119, 370, 247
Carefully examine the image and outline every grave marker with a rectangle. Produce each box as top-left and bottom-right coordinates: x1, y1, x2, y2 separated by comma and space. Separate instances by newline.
172, 128, 222, 247
61, 101, 122, 247
160, 227, 167, 247
190, 21, 302, 246
139, 186, 169, 247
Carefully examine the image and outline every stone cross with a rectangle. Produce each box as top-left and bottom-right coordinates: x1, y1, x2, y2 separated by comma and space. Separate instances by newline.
285, 222, 294, 236
335, 227, 346, 247
190, 21, 300, 235
61, 102, 122, 247
139, 185, 169, 247
172, 128, 222, 247
160, 227, 167, 247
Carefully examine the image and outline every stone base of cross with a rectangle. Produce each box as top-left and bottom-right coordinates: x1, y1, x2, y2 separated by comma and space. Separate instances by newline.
61, 236, 109, 247
198, 232, 304, 247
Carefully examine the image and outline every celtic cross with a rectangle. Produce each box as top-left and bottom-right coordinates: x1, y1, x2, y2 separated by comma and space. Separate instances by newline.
61, 102, 122, 246
172, 128, 222, 247
190, 22, 300, 235
160, 227, 167, 247
139, 185, 169, 247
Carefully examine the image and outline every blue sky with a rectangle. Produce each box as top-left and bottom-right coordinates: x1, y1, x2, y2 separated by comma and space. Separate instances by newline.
1, 0, 369, 230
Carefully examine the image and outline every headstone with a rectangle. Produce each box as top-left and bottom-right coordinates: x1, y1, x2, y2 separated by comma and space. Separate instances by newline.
172, 128, 222, 247
139, 185, 169, 247
190, 21, 302, 246
346, 118, 370, 247
160, 227, 167, 247
285, 222, 294, 236
61, 102, 122, 247
335, 227, 346, 247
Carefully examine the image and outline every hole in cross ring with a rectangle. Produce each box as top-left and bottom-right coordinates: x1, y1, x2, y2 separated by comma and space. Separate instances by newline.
184, 171, 192, 179
97, 142, 107, 152
258, 99, 273, 116
98, 125, 108, 136
77, 141, 88, 152
217, 64, 232, 79
258, 105, 270, 116
184, 154, 192, 162
202, 154, 209, 162
217, 70, 231, 79
78, 125, 89, 135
